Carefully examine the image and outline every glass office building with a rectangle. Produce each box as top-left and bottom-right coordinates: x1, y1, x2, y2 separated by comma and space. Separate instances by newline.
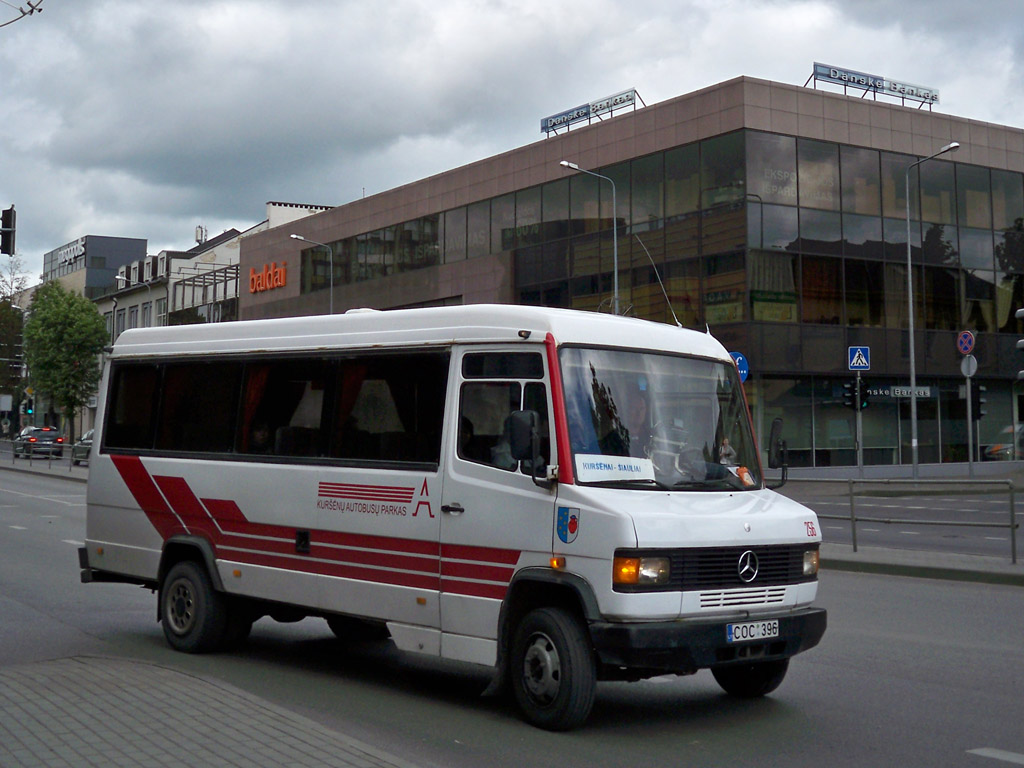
240, 76, 1024, 468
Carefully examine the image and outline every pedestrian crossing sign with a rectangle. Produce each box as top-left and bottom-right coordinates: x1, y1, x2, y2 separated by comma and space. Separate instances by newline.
848, 346, 870, 371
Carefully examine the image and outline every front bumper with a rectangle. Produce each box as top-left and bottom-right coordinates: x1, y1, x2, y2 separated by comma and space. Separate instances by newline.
589, 606, 826, 676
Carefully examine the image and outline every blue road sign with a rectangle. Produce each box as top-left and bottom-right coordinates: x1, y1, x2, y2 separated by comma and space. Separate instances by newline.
730, 352, 749, 382
848, 346, 870, 371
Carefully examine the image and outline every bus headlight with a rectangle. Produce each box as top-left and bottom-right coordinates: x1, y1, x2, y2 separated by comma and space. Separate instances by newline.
803, 549, 820, 576
613, 556, 670, 586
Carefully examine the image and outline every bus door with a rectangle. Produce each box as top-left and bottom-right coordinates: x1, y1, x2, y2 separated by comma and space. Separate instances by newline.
438, 347, 556, 664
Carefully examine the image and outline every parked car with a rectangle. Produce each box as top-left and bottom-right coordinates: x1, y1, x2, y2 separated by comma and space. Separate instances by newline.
13, 426, 65, 458
71, 429, 93, 466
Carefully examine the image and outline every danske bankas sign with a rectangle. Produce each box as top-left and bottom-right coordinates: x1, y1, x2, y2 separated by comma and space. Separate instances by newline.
813, 62, 939, 104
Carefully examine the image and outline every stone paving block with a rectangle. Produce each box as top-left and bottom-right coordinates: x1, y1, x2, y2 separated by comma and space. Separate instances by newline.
0, 656, 420, 768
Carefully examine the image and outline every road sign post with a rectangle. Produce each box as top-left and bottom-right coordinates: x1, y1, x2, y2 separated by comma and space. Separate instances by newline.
848, 347, 870, 475
961, 351, 978, 478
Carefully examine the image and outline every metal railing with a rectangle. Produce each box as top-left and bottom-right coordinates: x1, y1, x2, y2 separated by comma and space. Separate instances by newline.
804, 478, 1018, 564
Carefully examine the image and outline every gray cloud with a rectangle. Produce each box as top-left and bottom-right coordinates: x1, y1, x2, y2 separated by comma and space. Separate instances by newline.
1, 0, 1021, 278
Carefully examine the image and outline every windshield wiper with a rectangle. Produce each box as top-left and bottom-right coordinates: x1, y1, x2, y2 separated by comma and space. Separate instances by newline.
586, 478, 673, 490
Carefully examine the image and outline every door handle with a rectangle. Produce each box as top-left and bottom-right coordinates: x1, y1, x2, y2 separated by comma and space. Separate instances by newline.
441, 503, 465, 515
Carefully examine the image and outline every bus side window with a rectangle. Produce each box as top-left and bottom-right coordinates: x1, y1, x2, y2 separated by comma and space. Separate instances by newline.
105, 363, 160, 450
459, 382, 520, 470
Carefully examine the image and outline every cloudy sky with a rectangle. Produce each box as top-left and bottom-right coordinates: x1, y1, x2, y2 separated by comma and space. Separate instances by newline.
1, 0, 1022, 279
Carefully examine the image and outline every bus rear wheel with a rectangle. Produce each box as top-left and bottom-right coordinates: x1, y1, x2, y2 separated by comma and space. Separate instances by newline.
160, 560, 227, 653
510, 607, 596, 731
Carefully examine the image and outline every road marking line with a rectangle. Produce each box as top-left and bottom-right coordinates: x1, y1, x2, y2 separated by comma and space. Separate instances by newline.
826, 526, 845, 530
0, 488, 85, 507
62, 539, 84, 546
984, 537, 1008, 542
967, 748, 1024, 765
8, 525, 26, 530
862, 528, 880, 532
900, 531, 920, 535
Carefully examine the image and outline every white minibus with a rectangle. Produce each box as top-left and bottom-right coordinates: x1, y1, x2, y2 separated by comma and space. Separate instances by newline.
80, 304, 826, 730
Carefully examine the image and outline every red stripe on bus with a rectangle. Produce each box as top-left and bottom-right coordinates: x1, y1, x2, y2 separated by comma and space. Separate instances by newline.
111, 455, 185, 539
200, 498, 247, 523
316, 529, 440, 557
227, 549, 441, 591
441, 543, 520, 565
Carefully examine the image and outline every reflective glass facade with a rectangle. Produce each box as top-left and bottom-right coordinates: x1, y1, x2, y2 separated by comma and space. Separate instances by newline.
264, 78, 1024, 470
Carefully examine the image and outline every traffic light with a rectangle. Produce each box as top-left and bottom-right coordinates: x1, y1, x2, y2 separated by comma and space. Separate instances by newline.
842, 380, 856, 409
0, 206, 15, 256
970, 384, 987, 421
858, 380, 870, 410
25, 397, 33, 415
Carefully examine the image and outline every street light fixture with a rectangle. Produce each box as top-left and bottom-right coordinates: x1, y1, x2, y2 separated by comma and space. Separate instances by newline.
559, 160, 619, 315
905, 140, 960, 478
290, 234, 335, 315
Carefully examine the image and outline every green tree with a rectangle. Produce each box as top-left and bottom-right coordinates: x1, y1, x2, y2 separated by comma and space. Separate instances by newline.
22, 281, 107, 442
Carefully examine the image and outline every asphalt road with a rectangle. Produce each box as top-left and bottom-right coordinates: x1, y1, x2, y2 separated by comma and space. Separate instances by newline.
2, 470, 1023, 767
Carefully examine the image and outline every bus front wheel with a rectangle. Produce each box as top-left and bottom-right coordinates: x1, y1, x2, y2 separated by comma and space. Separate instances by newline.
510, 607, 596, 731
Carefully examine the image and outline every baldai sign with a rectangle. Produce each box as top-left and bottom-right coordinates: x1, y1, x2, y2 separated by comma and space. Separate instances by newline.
249, 261, 287, 293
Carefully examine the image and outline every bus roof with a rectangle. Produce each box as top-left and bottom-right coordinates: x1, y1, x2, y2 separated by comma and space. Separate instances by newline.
109, 305, 732, 361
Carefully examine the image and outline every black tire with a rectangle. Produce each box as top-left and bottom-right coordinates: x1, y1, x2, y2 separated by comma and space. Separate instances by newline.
712, 659, 789, 697
160, 560, 227, 653
510, 607, 596, 731
326, 615, 390, 642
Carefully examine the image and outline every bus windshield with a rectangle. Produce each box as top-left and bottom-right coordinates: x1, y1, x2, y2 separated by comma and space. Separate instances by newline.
559, 346, 761, 491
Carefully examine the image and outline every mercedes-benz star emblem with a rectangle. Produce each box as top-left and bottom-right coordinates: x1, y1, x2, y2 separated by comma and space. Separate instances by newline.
737, 550, 759, 583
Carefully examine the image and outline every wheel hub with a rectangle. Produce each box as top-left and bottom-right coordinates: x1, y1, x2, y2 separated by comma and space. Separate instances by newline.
522, 632, 561, 704
167, 580, 195, 634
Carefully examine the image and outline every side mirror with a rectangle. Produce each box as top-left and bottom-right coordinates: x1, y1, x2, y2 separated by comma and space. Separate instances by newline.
508, 410, 552, 489
767, 417, 788, 489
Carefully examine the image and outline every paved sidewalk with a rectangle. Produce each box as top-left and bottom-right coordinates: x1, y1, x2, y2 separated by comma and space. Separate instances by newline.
0, 656, 421, 768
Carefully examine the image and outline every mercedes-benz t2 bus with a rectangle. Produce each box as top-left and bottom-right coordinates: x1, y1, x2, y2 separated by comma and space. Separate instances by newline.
80, 304, 826, 730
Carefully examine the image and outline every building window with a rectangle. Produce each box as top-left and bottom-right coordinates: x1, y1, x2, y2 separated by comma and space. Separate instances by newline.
841, 145, 881, 216
800, 256, 842, 324
957, 164, 992, 229
701, 132, 744, 207
920, 160, 956, 225
467, 200, 491, 258
632, 153, 664, 228
845, 260, 884, 327
799, 209, 842, 256
444, 208, 467, 262
665, 144, 699, 217
749, 250, 798, 323
992, 169, 1024, 232
492, 193, 516, 251
747, 132, 797, 206
798, 139, 839, 211
128, 306, 139, 330
542, 179, 569, 243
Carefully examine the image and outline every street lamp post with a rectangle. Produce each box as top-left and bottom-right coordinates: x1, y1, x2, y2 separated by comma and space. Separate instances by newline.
290, 234, 335, 315
559, 161, 619, 315
905, 141, 959, 478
